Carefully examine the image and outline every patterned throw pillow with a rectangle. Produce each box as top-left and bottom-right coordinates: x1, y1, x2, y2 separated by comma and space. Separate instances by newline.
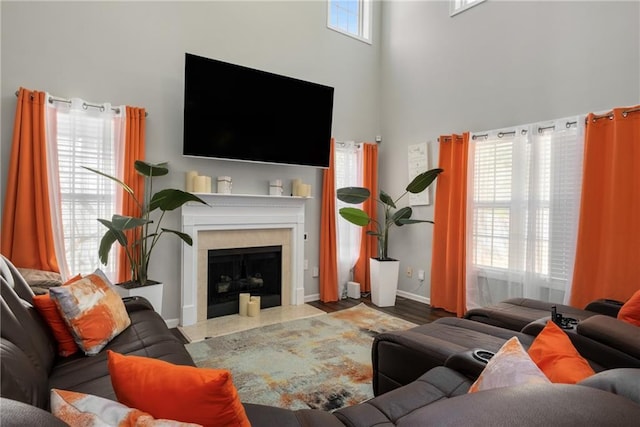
51, 389, 201, 426
108, 351, 251, 427
468, 336, 551, 393
49, 270, 131, 356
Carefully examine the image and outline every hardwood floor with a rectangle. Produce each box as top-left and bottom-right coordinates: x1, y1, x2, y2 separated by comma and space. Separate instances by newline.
308, 294, 456, 325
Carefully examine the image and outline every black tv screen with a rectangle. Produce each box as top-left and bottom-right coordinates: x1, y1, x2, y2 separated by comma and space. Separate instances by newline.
183, 53, 334, 168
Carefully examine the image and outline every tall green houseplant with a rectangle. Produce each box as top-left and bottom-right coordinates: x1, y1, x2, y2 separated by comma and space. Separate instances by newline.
337, 168, 443, 260
85, 160, 207, 286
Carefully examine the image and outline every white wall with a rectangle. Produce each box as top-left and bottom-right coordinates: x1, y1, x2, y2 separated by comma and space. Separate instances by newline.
1, 1, 382, 322
379, 0, 640, 302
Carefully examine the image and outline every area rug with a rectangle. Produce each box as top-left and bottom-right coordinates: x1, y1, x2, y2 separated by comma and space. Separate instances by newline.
185, 303, 417, 411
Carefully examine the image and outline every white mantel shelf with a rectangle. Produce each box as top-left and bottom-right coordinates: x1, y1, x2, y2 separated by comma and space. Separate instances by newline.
180, 193, 309, 326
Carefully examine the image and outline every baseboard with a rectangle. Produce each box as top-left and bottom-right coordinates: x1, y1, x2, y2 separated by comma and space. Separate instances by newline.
305, 293, 320, 303
164, 318, 180, 328
396, 290, 430, 306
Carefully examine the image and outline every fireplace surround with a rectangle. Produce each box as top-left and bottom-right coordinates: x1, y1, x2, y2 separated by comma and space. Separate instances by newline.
180, 193, 307, 326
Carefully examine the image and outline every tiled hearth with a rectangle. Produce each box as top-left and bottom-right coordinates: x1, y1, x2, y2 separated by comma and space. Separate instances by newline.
180, 193, 308, 327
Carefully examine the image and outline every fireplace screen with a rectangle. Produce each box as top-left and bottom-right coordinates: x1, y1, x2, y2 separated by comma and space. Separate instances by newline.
207, 245, 282, 318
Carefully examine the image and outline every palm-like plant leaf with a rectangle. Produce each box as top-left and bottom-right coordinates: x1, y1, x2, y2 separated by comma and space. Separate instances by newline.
406, 168, 443, 193
82, 166, 135, 196
339, 207, 371, 226
150, 189, 207, 211
379, 190, 396, 208
161, 228, 194, 246
111, 214, 151, 230
134, 160, 169, 177
391, 207, 412, 226
337, 187, 370, 204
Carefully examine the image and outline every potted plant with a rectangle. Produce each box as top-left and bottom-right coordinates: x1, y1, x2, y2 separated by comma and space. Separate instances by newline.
84, 160, 207, 311
336, 168, 442, 306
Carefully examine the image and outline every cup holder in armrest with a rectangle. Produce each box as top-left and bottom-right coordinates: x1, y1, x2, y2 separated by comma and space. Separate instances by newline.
472, 350, 495, 364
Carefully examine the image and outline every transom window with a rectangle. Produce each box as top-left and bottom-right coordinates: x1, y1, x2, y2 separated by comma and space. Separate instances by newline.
327, 0, 371, 44
450, 0, 487, 17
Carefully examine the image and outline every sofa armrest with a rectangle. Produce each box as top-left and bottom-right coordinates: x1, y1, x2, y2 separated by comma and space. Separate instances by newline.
578, 368, 640, 405
584, 299, 624, 317
577, 315, 640, 360
444, 350, 492, 380
0, 398, 68, 426
122, 296, 155, 313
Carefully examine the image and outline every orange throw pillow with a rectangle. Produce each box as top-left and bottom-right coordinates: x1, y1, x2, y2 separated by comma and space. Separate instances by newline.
618, 289, 640, 327
32, 294, 79, 357
107, 351, 251, 427
528, 320, 595, 384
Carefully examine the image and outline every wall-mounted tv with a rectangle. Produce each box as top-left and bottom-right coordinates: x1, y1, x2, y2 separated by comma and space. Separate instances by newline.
183, 53, 334, 168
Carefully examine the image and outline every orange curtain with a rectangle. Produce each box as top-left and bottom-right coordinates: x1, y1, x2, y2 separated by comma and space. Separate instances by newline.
570, 106, 640, 307
1, 88, 59, 272
430, 133, 469, 317
319, 139, 339, 302
117, 106, 146, 283
353, 143, 378, 293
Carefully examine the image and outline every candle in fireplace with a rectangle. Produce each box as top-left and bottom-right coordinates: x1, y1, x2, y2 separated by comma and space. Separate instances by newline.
239, 293, 250, 316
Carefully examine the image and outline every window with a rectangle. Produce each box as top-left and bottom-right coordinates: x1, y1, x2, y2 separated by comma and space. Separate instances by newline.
46, 99, 124, 279
467, 119, 584, 306
450, 0, 486, 17
327, 0, 371, 43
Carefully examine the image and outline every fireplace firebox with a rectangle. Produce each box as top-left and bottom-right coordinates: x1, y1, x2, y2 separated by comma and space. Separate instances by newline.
207, 245, 282, 318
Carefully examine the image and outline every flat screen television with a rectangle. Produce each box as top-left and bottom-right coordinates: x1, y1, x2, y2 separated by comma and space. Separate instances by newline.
183, 53, 334, 168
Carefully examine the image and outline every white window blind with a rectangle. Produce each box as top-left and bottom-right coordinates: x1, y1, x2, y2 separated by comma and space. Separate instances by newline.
466, 118, 584, 307
46, 99, 124, 279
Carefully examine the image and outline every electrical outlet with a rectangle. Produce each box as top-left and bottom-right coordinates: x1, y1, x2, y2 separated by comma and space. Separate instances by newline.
312, 266, 319, 278
418, 269, 425, 280
406, 266, 413, 278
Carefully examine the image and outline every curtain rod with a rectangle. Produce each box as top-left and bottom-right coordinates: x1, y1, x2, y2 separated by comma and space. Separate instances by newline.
586, 106, 639, 124
15, 90, 148, 117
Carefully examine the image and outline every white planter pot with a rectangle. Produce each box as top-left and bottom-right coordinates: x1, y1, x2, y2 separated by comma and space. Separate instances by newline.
369, 258, 400, 307
115, 282, 164, 315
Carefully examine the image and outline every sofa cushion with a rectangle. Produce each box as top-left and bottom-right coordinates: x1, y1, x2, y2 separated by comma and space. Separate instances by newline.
618, 289, 640, 327
51, 389, 200, 426
49, 270, 131, 356
468, 337, 549, 393
108, 350, 251, 427
32, 294, 79, 357
48, 304, 194, 402
528, 320, 595, 384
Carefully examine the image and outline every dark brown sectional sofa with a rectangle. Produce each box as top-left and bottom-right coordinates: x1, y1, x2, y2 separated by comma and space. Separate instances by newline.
2, 255, 640, 426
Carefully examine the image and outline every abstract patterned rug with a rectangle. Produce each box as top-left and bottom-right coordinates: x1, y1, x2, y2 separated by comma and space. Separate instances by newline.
185, 303, 417, 411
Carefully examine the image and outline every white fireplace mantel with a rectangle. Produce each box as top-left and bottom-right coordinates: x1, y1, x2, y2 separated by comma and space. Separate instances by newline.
180, 193, 308, 326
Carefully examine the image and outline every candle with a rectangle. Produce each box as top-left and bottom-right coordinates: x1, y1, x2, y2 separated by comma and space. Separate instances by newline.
291, 179, 302, 196
250, 295, 261, 308
247, 300, 260, 317
185, 171, 198, 192
204, 176, 212, 193
239, 293, 250, 316
300, 184, 311, 197
193, 175, 207, 193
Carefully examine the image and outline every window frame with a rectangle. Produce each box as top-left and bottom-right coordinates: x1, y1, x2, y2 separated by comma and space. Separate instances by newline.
450, 0, 487, 17
327, 0, 372, 45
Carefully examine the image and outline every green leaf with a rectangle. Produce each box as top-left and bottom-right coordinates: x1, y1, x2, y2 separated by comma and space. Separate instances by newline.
82, 166, 135, 196
161, 228, 194, 246
391, 207, 412, 226
397, 219, 434, 225
339, 207, 371, 226
406, 168, 443, 194
97, 230, 119, 265
97, 219, 128, 246
150, 189, 207, 211
134, 160, 169, 177
112, 214, 151, 230
337, 187, 370, 204
379, 190, 396, 208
